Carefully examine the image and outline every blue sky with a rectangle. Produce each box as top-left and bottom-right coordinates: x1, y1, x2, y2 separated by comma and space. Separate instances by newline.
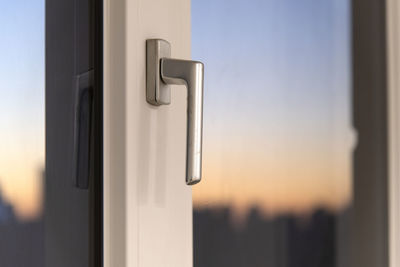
192, 0, 350, 128
0, 0, 44, 137
192, 0, 354, 217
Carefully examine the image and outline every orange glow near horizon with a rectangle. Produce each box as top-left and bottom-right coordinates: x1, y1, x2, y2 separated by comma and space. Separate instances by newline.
0, 162, 44, 221
0, 131, 44, 221
193, 126, 355, 222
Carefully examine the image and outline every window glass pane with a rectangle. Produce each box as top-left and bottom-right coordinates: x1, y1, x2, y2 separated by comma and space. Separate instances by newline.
192, 0, 361, 266
0, 0, 45, 265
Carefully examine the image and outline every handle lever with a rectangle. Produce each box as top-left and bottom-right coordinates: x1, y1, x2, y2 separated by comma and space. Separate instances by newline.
146, 39, 204, 185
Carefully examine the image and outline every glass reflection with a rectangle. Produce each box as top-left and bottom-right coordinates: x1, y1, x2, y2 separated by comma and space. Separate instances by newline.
192, 0, 353, 266
0, 0, 45, 265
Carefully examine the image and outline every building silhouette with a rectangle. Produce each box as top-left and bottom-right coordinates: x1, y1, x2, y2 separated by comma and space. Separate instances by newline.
0, 186, 16, 223
194, 206, 343, 267
0, 179, 44, 267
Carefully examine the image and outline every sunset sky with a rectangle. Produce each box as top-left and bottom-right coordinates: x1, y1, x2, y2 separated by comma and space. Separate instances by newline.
191, 0, 354, 220
0, 0, 352, 222
0, 0, 44, 220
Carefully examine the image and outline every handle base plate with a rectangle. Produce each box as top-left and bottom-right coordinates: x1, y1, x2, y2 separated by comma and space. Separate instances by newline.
146, 39, 171, 106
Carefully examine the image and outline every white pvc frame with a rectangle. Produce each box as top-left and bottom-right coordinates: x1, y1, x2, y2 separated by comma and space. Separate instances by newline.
387, 0, 400, 266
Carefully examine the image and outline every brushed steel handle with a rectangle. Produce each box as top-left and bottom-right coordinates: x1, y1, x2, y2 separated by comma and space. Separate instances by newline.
146, 39, 204, 185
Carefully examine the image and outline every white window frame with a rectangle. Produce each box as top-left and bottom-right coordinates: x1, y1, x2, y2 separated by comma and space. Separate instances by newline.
387, 0, 400, 266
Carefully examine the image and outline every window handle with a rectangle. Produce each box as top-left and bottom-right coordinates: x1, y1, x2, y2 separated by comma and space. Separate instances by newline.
72, 70, 94, 189
146, 39, 204, 185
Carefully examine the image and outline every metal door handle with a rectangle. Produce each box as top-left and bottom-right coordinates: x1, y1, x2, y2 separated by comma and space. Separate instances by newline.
146, 39, 204, 185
